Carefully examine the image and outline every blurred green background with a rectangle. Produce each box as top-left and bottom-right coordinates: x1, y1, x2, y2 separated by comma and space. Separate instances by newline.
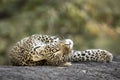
0, 0, 120, 65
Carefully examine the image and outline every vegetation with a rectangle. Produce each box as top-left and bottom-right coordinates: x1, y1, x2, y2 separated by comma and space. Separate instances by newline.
0, 0, 120, 65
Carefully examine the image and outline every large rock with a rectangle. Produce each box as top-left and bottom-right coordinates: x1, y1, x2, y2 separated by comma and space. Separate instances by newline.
0, 56, 120, 80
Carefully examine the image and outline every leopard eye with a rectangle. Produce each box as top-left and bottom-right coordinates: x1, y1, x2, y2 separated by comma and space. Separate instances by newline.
54, 49, 57, 52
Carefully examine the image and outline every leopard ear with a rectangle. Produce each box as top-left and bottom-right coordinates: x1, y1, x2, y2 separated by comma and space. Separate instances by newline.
65, 39, 74, 49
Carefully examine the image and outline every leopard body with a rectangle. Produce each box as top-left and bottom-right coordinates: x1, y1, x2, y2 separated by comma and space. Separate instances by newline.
9, 34, 113, 66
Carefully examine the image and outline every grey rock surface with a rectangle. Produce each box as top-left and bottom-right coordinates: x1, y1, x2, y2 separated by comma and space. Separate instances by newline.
0, 56, 120, 80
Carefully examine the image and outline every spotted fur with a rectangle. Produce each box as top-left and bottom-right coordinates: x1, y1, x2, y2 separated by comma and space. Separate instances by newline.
9, 34, 113, 66
67, 49, 113, 63
9, 34, 73, 66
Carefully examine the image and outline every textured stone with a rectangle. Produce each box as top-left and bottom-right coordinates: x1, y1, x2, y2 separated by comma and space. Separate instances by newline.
0, 56, 120, 80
